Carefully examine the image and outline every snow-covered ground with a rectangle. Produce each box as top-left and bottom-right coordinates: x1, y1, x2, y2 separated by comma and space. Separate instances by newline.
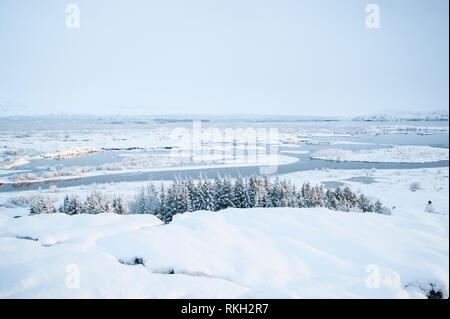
1, 116, 448, 174
310, 145, 449, 163
0, 206, 447, 298
352, 110, 449, 122
0, 116, 448, 298
282, 167, 449, 216
42, 148, 99, 159
0, 166, 447, 298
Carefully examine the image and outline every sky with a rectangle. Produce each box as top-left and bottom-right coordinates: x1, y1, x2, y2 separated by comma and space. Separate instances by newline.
0, 0, 448, 116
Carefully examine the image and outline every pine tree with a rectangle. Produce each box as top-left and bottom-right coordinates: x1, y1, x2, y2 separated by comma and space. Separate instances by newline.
374, 200, 384, 214
233, 174, 248, 208
60, 195, 70, 214
68, 195, 83, 215
29, 196, 43, 215
85, 190, 104, 214
247, 174, 259, 207
311, 185, 325, 207
199, 176, 215, 211
186, 177, 200, 211
260, 175, 271, 207
357, 194, 374, 212
103, 197, 114, 213
113, 196, 128, 215
216, 175, 234, 210
343, 187, 357, 209
333, 187, 347, 211
146, 184, 160, 214
157, 183, 169, 221
181, 185, 193, 213
165, 185, 176, 221
30, 195, 56, 215
300, 182, 313, 208
130, 187, 147, 214
34, 174, 384, 221
270, 178, 282, 207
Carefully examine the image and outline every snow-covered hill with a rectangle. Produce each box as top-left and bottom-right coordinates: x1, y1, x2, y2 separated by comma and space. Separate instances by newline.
353, 110, 448, 122
0, 206, 447, 298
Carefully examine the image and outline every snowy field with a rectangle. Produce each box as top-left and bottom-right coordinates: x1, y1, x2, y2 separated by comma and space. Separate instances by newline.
310, 145, 449, 163
0, 115, 448, 298
0, 205, 447, 298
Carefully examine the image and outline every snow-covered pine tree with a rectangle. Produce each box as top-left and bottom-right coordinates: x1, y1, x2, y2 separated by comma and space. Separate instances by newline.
311, 185, 325, 207
68, 195, 84, 215
213, 173, 223, 211
213, 173, 227, 211
374, 200, 385, 214
280, 180, 295, 207
31, 195, 56, 215
268, 177, 283, 207
247, 174, 259, 208
324, 189, 336, 209
181, 184, 193, 213
186, 177, 200, 212
173, 177, 190, 215
300, 182, 313, 208
343, 187, 357, 209
102, 197, 114, 213
233, 174, 248, 208
165, 185, 177, 221
333, 187, 348, 211
219, 175, 235, 210
157, 183, 169, 220
199, 176, 215, 211
195, 174, 206, 210
113, 196, 128, 215
357, 194, 374, 212
60, 195, 70, 214
85, 190, 104, 214
29, 196, 43, 215
260, 175, 272, 208
44, 196, 57, 214
129, 186, 147, 214
145, 184, 160, 214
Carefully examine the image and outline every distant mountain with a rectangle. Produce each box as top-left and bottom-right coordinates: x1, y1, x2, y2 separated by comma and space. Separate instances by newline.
352, 110, 448, 122
1, 109, 448, 122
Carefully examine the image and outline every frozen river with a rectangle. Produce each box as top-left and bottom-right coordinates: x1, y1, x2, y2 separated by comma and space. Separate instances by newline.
0, 128, 448, 193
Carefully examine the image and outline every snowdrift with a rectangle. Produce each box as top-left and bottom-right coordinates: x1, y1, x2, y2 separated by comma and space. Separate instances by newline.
0, 208, 448, 298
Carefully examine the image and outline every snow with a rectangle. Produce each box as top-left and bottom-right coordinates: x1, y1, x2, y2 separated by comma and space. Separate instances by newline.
281, 150, 310, 155
282, 167, 449, 216
0, 207, 447, 298
310, 145, 449, 163
42, 148, 99, 159
0, 164, 449, 299
0, 157, 30, 169
353, 110, 448, 122
0, 154, 298, 185
0, 116, 448, 298
0, 213, 162, 246
0, 166, 448, 298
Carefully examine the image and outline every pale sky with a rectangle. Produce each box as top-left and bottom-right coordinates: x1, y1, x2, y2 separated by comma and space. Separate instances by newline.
0, 0, 448, 116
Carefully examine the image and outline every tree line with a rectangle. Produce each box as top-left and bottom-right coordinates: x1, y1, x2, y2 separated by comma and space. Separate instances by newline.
30, 174, 389, 222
